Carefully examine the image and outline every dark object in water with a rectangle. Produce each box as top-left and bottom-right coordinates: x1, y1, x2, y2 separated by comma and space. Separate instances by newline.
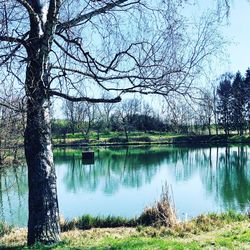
82, 151, 94, 165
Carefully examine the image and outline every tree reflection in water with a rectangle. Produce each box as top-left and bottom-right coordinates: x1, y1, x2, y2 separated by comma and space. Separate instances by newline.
56, 147, 169, 194
54, 146, 250, 211
202, 146, 250, 211
0, 164, 28, 226
0, 145, 250, 226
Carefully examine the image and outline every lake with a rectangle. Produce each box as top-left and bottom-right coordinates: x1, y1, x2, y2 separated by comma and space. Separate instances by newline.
0, 145, 250, 227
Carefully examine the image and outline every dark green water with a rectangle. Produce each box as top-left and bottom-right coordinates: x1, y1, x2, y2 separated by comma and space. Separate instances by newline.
0, 145, 250, 226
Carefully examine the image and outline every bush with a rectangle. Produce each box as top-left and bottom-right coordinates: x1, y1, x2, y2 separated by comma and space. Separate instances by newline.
138, 183, 177, 227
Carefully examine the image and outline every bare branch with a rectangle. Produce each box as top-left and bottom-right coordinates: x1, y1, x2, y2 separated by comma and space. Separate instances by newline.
0, 35, 26, 45
49, 90, 121, 103
0, 99, 24, 112
15, 0, 35, 15
57, 0, 130, 31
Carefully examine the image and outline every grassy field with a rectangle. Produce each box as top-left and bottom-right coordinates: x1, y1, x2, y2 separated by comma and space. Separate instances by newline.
52, 131, 250, 146
52, 131, 183, 144
1, 212, 250, 249
1, 221, 250, 249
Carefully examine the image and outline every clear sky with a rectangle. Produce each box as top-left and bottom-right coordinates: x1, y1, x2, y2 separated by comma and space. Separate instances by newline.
54, 1, 250, 118
220, 1, 250, 75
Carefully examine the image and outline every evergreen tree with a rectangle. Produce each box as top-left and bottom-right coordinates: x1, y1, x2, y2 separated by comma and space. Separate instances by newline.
244, 68, 250, 134
217, 73, 233, 135
231, 71, 247, 135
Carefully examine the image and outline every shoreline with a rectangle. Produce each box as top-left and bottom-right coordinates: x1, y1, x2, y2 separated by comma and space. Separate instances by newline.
1, 211, 250, 249
4, 134, 250, 149
53, 134, 250, 148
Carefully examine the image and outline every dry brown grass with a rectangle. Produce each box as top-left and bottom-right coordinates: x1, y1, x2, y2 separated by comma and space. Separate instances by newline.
138, 183, 177, 227
1, 220, 250, 249
0, 228, 27, 247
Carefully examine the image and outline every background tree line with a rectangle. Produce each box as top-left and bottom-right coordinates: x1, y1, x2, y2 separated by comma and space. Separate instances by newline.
51, 68, 250, 139
1, 67, 249, 150
52, 98, 167, 141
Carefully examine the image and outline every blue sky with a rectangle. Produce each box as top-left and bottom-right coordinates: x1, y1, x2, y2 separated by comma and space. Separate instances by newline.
220, 1, 250, 74
54, 1, 250, 118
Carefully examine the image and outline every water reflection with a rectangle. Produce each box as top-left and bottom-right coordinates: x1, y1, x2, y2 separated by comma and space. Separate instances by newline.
55, 148, 169, 194
1, 145, 250, 226
203, 146, 250, 211
54, 146, 250, 212
0, 165, 28, 226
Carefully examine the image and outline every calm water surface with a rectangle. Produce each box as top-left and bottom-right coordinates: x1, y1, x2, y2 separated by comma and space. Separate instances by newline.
0, 145, 250, 226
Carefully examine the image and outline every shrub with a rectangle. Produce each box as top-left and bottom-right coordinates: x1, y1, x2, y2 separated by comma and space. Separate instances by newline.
138, 183, 177, 227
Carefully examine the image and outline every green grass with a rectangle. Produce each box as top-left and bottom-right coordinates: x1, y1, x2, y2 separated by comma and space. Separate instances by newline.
61, 236, 202, 250
60, 215, 137, 231
1, 236, 202, 250
2, 219, 250, 249
52, 131, 250, 147
52, 131, 187, 144
1, 211, 249, 249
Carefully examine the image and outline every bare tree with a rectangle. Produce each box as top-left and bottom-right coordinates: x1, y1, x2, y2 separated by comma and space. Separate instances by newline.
115, 98, 141, 141
0, 93, 25, 164
63, 100, 77, 134
163, 96, 196, 133
78, 103, 96, 140
211, 82, 219, 135
100, 93, 116, 131
140, 102, 154, 132
64, 100, 96, 139
0, 0, 223, 245
198, 89, 214, 135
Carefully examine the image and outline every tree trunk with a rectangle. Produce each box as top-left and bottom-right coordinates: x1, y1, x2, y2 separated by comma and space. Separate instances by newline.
215, 125, 218, 135
25, 91, 60, 245
124, 126, 129, 142
208, 118, 211, 136
97, 128, 100, 140
25, 94, 60, 245
24, 49, 60, 245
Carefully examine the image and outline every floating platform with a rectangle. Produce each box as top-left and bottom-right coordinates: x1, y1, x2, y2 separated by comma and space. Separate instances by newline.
82, 151, 95, 165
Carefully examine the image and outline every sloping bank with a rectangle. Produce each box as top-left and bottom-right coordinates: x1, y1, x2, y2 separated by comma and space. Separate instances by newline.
0, 211, 250, 249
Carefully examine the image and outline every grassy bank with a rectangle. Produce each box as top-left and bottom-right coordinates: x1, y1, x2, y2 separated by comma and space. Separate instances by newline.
52, 132, 250, 147
1, 212, 250, 249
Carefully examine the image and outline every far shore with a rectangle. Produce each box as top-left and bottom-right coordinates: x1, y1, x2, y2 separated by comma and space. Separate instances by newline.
52, 133, 250, 148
